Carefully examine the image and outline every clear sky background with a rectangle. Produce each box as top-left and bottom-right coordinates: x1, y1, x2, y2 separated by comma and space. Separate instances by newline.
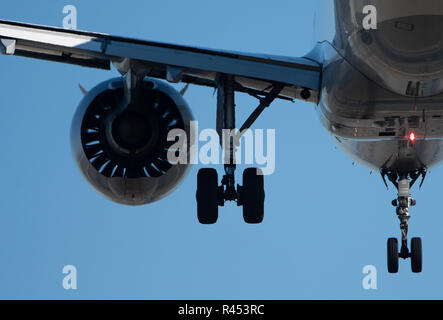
1, 0, 443, 299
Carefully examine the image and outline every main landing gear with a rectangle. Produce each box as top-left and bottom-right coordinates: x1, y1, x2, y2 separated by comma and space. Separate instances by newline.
196, 167, 265, 224
382, 170, 426, 273
196, 74, 283, 224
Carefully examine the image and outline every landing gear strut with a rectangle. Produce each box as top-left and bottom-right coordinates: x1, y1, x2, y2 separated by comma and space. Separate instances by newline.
383, 171, 425, 273
196, 74, 282, 224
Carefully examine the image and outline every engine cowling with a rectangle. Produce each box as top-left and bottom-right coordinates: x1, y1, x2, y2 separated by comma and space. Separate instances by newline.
71, 77, 193, 205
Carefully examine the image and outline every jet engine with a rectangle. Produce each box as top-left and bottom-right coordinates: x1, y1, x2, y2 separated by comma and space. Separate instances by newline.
70, 77, 193, 205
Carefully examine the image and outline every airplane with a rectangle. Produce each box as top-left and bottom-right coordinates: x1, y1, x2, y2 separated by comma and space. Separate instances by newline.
0, 0, 440, 274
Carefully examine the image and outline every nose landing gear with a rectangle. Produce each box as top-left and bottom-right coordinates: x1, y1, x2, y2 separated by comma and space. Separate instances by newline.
383, 172, 425, 273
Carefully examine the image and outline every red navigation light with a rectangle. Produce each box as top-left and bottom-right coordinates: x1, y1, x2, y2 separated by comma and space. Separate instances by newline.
409, 132, 416, 142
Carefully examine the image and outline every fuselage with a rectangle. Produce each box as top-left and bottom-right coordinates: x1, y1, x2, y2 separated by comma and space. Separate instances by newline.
312, 0, 443, 174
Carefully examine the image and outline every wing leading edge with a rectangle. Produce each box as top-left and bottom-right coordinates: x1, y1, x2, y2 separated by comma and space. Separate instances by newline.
0, 19, 321, 102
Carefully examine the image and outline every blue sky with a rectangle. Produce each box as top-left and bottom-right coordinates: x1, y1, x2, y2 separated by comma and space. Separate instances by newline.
1, 0, 443, 299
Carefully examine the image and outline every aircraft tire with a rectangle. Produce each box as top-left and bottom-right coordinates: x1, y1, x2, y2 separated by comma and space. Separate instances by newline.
196, 168, 219, 224
411, 237, 422, 273
387, 238, 399, 273
242, 168, 265, 224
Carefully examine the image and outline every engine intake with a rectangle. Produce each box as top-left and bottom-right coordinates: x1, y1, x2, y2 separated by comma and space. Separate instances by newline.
71, 77, 193, 205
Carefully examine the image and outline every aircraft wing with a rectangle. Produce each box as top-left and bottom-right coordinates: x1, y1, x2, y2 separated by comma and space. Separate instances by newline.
0, 19, 321, 102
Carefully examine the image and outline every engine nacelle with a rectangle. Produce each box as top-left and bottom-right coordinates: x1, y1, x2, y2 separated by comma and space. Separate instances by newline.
71, 77, 193, 205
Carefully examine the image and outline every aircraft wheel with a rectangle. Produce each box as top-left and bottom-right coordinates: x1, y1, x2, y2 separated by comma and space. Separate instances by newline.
196, 168, 219, 224
411, 237, 422, 273
387, 238, 399, 273
242, 168, 265, 224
